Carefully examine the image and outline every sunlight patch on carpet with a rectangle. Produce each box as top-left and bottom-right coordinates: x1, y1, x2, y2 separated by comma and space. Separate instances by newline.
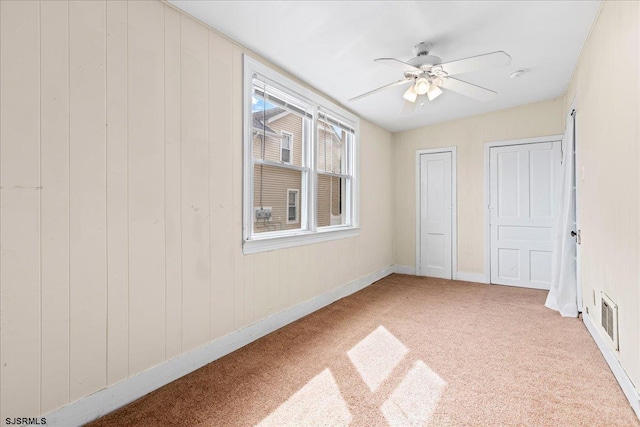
256, 368, 352, 427
381, 360, 447, 426
347, 325, 409, 393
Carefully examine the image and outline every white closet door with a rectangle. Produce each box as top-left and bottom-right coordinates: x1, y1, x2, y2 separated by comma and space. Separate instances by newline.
419, 152, 452, 279
490, 141, 561, 289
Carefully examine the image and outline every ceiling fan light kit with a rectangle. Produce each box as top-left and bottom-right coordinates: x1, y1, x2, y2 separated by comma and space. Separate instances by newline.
402, 85, 418, 103
427, 84, 443, 101
349, 42, 512, 109
415, 74, 430, 95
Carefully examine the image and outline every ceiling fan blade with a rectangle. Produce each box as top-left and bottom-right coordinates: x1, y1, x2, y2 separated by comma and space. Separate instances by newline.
439, 77, 497, 102
437, 51, 511, 76
349, 79, 411, 102
374, 57, 421, 73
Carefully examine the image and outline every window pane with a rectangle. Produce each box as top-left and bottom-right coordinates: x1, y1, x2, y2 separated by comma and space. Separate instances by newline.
317, 175, 347, 227
281, 148, 291, 164
254, 164, 302, 233
317, 116, 349, 174
252, 86, 305, 167
282, 133, 291, 149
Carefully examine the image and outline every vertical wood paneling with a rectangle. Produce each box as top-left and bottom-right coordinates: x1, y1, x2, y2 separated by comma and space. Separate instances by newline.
128, 0, 166, 374
329, 242, 339, 290
0, 196, 41, 416
296, 247, 306, 302
231, 45, 245, 328
567, 1, 640, 384
298, 245, 308, 302
40, 0, 70, 413
0, 1, 397, 419
164, 5, 182, 359
297, 246, 308, 300
335, 242, 344, 290
180, 16, 210, 351
267, 251, 280, 315
305, 245, 317, 297
209, 32, 235, 338
253, 252, 269, 321
289, 249, 302, 306
311, 244, 320, 298
287, 247, 296, 305
69, 0, 107, 401
243, 255, 255, 326
298, 244, 308, 301
105, 0, 128, 385
0, 1, 41, 188
344, 239, 356, 285
233, 256, 245, 327
279, 248, 290, 309
331, 242, 339, 291
0, 1, 41, 418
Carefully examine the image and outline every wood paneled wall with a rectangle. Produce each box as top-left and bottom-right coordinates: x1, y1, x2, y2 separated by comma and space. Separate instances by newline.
0, 0, 394, 419
563, 0, 640, 389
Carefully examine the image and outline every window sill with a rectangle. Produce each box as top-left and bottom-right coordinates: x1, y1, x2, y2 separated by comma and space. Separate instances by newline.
243, 227, 360, 255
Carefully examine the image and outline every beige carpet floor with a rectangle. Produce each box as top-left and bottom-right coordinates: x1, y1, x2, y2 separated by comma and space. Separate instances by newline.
89, 274, 639, 426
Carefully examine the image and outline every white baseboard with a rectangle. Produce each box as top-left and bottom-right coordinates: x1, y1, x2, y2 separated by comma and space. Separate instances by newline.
44, 264, 395, 427
391, 267, 488, 284
394, 264, 416, 275
454, 271, 488, 284
583, 311, 640, 419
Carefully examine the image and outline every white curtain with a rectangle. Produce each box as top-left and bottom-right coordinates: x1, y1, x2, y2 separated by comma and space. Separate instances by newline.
545, 111, 578, 317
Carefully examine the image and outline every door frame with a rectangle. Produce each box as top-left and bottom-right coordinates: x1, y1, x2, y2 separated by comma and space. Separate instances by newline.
569, 97, 583, 312
415, 147, 457, 278
483, 135, 564, 284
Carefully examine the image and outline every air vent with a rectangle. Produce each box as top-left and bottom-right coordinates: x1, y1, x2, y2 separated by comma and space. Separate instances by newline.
601, 292, 619, 351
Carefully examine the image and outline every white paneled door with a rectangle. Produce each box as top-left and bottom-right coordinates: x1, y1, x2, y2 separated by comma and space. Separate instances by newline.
418, 151, 452, 279
490, 141, 561, 289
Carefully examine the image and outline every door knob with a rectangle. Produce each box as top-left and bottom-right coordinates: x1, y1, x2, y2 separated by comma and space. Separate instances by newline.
570, 231, 577, 237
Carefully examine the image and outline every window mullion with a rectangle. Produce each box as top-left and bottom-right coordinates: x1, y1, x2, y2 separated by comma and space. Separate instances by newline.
308, 104, 318, 232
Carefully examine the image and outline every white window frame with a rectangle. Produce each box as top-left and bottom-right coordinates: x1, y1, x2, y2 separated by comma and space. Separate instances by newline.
243, 55, 359, 254
286, 189, 299, 224
316, 113, 352, 228
281, 131, 293, 164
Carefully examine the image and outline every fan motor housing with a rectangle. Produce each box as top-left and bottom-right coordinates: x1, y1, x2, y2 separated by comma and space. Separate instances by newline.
407, 55, 443, 70
408, 42, 442, 70
413, 42, 432, 56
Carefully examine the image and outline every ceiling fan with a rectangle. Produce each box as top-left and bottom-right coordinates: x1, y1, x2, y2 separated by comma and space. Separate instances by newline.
349, 42, 511, 109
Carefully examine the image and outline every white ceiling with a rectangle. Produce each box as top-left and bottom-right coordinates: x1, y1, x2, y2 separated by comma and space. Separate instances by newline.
170, 1, 600, 133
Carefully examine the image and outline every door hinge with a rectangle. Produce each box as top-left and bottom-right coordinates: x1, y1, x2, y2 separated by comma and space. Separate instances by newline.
571, 230, 581, 244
